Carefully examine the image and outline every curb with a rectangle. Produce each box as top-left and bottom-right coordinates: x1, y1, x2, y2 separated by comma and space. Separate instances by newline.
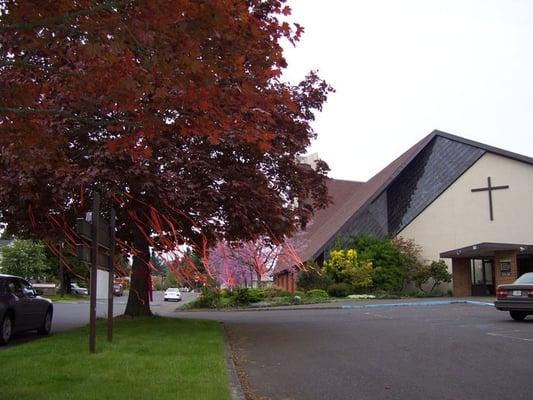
221, 322, 246, 400
182, 299, 495, 313
340, 300, 495, 309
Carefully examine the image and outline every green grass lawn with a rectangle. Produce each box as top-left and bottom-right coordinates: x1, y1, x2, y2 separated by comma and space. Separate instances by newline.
0, 317, 230, 400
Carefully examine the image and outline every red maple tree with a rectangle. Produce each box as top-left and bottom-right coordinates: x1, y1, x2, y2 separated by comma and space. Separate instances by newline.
0, 0, 332, 315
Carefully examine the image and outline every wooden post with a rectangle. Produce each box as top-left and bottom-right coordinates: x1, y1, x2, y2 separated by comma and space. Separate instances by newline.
58, 241, 64, 296
107, 208, 116, 342
89, 192, 100, 353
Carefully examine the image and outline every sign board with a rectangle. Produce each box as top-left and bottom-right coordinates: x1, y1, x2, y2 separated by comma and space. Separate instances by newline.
96, 270, 110, 300
76, 217, 112, 250
77, 243, 111, 270
500, 260, 512, 277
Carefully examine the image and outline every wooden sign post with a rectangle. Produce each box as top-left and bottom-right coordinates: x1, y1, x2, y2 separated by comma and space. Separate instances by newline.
76, 192, 116, 353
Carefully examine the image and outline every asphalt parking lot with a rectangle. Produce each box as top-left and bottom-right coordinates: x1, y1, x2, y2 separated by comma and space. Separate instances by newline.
179, 303, 533, 400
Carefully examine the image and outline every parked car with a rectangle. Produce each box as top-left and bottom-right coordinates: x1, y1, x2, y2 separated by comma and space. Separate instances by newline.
164, 288, 182, 302
495, 272, 533, 321
70, 283, 88, 296
113, 283, 124, 296
0, 274, 54, 345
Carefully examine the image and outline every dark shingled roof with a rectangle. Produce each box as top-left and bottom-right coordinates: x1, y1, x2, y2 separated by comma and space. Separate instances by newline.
273, 130, 533, 275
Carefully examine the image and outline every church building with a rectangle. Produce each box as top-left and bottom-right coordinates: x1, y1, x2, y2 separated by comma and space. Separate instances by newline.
273, 130, 533, 296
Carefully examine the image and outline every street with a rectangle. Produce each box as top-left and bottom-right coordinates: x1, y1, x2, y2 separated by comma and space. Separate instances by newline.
4, 290, 197, 348
50, 290, 198, 332
178, 303, 533, 400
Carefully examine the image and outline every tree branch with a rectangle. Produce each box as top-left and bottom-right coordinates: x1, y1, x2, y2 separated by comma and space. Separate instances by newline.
1, 1, 121, 32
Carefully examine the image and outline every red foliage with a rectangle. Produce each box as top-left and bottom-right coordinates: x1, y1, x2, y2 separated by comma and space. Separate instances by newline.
0, 1, 332, 315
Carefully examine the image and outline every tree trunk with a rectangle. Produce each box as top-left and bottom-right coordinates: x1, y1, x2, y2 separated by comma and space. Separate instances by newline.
124, 229, 152, 316
64, 272, 71, 294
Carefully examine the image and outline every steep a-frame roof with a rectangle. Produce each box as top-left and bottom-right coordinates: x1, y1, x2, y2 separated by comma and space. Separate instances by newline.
278, 130, 533, 272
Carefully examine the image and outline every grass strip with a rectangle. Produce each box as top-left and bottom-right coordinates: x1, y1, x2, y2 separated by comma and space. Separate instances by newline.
42, 293, 88, 302
0, 316, 230, 400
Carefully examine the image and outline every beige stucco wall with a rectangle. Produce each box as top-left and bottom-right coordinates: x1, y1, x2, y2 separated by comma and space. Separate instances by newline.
398, 152, 533, 272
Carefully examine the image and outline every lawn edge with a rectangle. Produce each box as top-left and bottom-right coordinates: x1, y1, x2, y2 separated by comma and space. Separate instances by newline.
220, 322, 246, 400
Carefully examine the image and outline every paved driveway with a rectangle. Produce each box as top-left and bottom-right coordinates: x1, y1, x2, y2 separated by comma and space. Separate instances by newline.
178, 303, 533, 400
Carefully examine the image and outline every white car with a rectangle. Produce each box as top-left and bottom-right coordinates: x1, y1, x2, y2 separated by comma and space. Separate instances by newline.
164, 288, 181, 302
70, 283, 88, 295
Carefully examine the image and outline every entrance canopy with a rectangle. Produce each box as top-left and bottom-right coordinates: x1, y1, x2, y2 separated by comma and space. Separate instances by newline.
440, 242, 533, 258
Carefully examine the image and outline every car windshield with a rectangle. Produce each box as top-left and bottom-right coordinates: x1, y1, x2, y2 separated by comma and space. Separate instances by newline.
166, 288, 179, 292
514, 273, 533, 284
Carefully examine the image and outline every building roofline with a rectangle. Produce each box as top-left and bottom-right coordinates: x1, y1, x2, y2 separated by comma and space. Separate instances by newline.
310, 130, 533, 261
432, 130, 533, 166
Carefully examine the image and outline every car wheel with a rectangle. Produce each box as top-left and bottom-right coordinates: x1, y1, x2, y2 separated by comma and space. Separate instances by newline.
509, 311, 527, 321
0, 314, 13, 345
37, 308, 53, 335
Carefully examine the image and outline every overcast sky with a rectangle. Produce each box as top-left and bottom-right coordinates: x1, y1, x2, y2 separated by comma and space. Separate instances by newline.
282, 0, 533, 182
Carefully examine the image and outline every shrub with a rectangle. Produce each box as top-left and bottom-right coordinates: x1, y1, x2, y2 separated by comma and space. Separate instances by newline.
228, 287, 265, 306
349, 235, 419, 292
323, 249, 373, 290
294, 290, 306, 298
327, 283, 353, 297
196, 287, 222, 308
292, 295, 302, 305
230, 288, 252, 306
413, 260, 452, 292
247, 288, 266, 303
297, 262, 332, 291
306, 289, 329, 299
262, 285, 290, 298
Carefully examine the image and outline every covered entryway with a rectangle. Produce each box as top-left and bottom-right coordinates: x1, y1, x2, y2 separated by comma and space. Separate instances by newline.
440, 243, 533, 296
470, 258, 494, 296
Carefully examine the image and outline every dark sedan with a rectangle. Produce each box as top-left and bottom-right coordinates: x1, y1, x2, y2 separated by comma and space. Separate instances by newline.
495, 272, 533, 321
0, 274, 53, 345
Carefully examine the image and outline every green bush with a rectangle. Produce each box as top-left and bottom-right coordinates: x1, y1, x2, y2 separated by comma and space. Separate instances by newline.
413, 260, 452, 292
247, 288, 266, 303
195, 287, 222, 308
306, 289, 329, 299
327, 283, 353, 297
228, 287, 265, 306
294, 290, 306, 298
230, 288, 252, 306
262, 285, 290, 298
350, 235, 410, 292
297, 263, 332, 291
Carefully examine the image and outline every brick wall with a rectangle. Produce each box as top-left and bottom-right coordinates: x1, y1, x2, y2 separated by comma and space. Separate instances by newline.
494, 251, 518, 286
452, 258, 471, 296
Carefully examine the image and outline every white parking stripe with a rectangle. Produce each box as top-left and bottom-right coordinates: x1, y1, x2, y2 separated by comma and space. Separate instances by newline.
486, 331, 533, 342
